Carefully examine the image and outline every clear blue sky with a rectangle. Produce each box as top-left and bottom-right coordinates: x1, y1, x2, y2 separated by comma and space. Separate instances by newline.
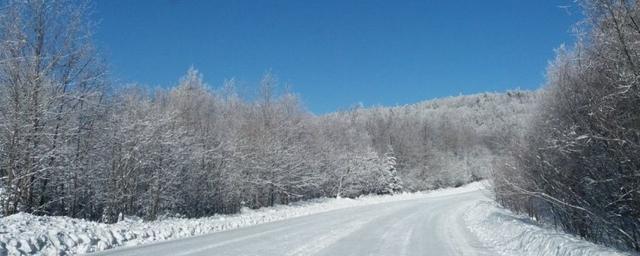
94, 0, 580, 114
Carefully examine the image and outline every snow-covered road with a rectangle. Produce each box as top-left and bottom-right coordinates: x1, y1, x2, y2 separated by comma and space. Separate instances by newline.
92, 190, 493, 256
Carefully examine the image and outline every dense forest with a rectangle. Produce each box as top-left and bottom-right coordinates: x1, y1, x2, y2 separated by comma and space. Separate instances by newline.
493, 0, 640, 252
0, 0, 536, 223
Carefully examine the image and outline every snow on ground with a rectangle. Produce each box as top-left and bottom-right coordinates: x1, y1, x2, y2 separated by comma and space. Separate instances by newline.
0, 182, 485, 256
464, 199, 635, 256
2, 181, 633, 256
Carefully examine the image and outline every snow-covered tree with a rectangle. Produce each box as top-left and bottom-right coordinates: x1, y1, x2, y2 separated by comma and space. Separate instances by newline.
0, 0, 542, 227
0, 0, 106, 216
381, 148, 403, 194
494, 0, 640, 251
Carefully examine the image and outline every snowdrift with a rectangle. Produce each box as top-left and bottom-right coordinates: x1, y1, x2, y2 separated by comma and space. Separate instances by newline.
464, 200, 635, 256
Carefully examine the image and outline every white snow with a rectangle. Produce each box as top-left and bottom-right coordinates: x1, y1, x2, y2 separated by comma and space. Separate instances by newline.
0, 182, 484, 256
464, 199, 635, 256
3, 181, 633, 256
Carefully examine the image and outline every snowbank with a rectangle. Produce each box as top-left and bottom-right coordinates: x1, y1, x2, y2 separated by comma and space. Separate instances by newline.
0, 181, 485, 255
464, 200, 635, 256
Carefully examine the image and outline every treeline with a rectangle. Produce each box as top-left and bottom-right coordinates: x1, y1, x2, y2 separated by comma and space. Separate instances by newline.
329, 91, 538, 190
0, 0, 536, 222
493, 0, 640, 251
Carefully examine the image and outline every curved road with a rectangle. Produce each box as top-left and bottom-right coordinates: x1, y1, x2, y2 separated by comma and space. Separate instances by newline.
93, 190, 494, 256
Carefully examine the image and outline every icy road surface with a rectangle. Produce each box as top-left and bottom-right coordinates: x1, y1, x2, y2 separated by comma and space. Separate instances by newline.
93, 190, 493, 256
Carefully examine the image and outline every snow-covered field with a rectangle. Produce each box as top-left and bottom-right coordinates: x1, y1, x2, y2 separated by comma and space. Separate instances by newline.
464, 200, 634, 256
0, 183, 484, 256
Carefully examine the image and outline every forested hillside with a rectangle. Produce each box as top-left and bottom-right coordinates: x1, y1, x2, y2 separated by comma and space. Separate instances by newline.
325, 91, 539, 190
0, 0, 543, 223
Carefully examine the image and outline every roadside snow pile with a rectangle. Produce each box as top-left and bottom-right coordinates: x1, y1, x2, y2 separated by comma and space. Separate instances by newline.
0, 181, 485, 256
464, 200, 634, 256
